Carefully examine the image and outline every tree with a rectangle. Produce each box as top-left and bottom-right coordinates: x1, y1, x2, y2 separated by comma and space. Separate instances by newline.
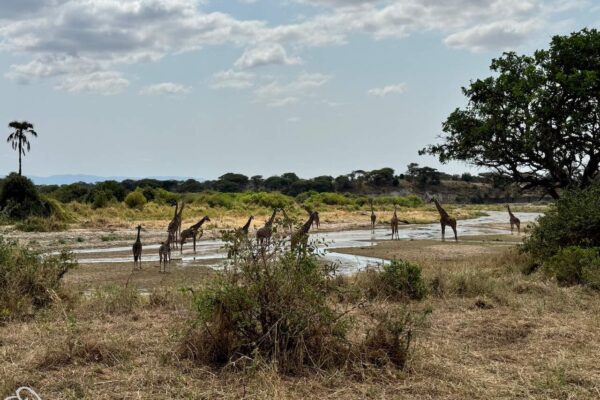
6, 121, 38, 176
421, 29, 600, 199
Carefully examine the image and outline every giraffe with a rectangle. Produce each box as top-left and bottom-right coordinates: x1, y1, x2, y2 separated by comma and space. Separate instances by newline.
238, 215, 254, 237
159, 234, 172, 272
391, 205, 399, 240
430, 197, 457, 241
301, 205, 320, 230
180, 216, 210, 253
167, 202, 179, 249
291, 211, 319, 250
370, 199, 377, 233
256, 208, 278, 246
132, 225, 143, 269
506, 205, 521, 234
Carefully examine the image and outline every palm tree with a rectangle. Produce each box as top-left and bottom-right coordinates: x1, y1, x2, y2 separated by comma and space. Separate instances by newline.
6, 121, 38, 176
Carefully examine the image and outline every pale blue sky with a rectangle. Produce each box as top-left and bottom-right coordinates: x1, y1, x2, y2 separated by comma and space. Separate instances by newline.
0, 0, 597, 180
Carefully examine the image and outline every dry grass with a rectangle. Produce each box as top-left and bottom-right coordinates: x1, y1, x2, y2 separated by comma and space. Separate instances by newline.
1, 234, 599, 399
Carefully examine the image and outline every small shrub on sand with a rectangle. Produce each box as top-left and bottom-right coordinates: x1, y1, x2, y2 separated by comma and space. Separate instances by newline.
0, 239, 76, 320
124, 188, 147, 210
545, 247, 600, 289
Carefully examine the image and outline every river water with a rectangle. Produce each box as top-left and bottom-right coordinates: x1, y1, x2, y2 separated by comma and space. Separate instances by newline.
69, 211, 540, 274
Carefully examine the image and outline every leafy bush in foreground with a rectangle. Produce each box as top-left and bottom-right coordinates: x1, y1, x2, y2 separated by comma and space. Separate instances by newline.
182, 241, 348, 372
523, 184, 600, 261
181, 231, 427, 373
545, 247, 600, 289
0, 239, 76, 320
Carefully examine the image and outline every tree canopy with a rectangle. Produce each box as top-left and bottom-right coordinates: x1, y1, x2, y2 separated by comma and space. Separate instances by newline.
421, 29, 600, 198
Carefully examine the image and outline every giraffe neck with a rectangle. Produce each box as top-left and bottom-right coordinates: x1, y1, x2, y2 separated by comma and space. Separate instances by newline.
266, 209, 277, 226
242, 216, 253, 230
136, 227, 141, 241
433, 199, 449, 218
301, 214, 315, 233
507, 206, 514, 217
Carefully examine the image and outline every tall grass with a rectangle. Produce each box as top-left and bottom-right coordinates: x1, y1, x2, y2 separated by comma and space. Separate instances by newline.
0, 239, 76, 320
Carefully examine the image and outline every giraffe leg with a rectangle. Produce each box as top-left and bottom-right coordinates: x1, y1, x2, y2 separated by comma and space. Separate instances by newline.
441, 223, 446, 241
517, 222, 521, 235
452, 224, 458, 241
193, 236, 197, 253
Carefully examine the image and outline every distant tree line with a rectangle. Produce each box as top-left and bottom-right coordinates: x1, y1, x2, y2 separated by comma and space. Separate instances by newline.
31, 164, 504, 206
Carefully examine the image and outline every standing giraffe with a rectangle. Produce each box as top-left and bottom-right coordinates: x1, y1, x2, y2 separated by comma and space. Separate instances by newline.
430, 197, 458, 241
256, 208, 278, 246
238, 215, 254, 237
391, 205, 399, 240
301, 205, 320, 230
167, 202, 179, 249
180, 216, 210, 253
370, 200, 377, 233
506, 205, 521, 234
159, 235, 172, 272
291, 211, 319, 249
132, 225, 143, 269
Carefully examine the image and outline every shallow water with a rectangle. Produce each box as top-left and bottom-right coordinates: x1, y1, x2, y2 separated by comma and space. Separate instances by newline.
71, 211, 540, 274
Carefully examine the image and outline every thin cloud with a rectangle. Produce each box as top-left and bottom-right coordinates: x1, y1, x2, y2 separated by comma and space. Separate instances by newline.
367, 83, 407, 97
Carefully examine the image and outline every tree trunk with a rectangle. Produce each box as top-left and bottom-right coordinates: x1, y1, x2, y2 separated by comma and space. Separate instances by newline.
548, 187, 560, 199
18, 140, 22, 176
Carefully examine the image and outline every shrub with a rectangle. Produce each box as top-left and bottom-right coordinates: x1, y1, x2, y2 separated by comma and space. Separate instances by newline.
545, 247, 600, 288
124, 189, 147, 210
91, 190, 112, 209
238, 191, 293, 209
360, 259, 427, 301
181, 240, 349, 372
363, 306, 430, 368
0, 239, 76, 320
523, 184, 600, 260
0, 173, 50, 219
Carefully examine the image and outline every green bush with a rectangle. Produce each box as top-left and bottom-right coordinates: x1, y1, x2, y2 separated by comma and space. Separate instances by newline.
523, 184, 600, 260
181, 240, 349, 372
91, 190, 112, 209
380, 259, 428, 300
0, 239, 76, 320
238, 191, 293, 209
0, 173, 50, 219
124, 189, 147, 210
545, 247, 600, 288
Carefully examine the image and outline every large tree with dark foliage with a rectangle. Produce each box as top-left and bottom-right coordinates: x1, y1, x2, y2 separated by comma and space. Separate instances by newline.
421, 29, 600, 199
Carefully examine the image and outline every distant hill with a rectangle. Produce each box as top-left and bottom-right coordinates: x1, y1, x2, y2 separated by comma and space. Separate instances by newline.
30, 174, 202, 185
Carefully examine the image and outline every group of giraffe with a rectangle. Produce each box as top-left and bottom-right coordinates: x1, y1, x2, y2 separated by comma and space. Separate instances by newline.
132, 198, 521, 268
131, 203, 320, 269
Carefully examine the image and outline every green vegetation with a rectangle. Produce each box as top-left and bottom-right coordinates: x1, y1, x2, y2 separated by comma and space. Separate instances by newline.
0, 173, 50, 220
182, 235, 426, 373
523, 184, 600, 261
423, 28, 600, 199
15, 216, 67, 232
124, 189, 147, 210
0, 239, 76, 320
545, 247, 600, 289
359, 259, 427, 301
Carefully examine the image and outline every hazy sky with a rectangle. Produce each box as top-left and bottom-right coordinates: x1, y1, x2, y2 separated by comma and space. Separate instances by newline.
0, 0, 597, 180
